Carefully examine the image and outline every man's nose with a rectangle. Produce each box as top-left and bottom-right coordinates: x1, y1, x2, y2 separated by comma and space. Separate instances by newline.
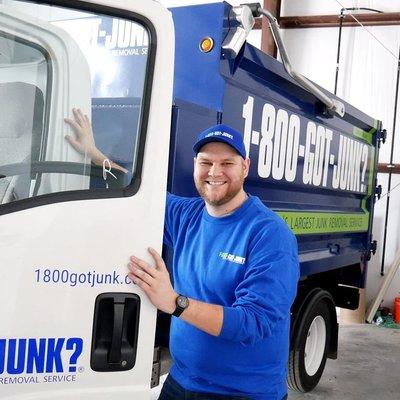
208, 163, 223, 177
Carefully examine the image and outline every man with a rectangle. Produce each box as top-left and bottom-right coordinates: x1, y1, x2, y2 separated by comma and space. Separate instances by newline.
127, 124, 300, 400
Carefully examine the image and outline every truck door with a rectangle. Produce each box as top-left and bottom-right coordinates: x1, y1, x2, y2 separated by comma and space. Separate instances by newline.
0, 0, 174, 399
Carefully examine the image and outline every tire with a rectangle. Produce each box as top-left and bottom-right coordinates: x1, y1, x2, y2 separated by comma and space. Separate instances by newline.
287, 299, 331, 392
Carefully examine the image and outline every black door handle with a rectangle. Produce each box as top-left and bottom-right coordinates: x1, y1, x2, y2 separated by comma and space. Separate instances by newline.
91, 293, 140, 372
108, 302, 124, 364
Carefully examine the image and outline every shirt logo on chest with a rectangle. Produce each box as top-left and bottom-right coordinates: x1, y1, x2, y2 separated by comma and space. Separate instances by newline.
219, 252, 246, 265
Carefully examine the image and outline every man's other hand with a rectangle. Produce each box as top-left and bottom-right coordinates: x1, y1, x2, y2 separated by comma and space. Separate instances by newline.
64, 108, 100, 160
64, 108, 127, 173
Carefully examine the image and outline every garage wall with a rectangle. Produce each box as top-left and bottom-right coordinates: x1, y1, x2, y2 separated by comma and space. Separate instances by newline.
280, 0, 400, 310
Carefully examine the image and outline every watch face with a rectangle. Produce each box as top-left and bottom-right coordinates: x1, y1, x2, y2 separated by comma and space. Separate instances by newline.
177, 296, 189, 308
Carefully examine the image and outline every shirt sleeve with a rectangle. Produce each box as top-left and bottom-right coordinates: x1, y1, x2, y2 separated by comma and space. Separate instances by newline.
163, 192, 175, 248
163, 193, 192, 248
219, 226, 300, 346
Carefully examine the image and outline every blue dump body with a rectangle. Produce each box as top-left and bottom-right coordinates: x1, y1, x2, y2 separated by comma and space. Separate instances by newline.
167, 3, 382, 285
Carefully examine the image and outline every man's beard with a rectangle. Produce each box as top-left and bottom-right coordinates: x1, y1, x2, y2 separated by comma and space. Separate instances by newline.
194, 177, 244, 207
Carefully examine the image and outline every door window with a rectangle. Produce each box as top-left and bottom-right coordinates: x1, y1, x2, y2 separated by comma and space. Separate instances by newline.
0, 1, 152, 208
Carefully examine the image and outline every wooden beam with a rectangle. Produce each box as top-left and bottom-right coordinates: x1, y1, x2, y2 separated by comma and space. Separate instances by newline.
254, 13, 400, 29
378, 163, 400, 174
260, 0, 281, 57
279, 13, 400, 29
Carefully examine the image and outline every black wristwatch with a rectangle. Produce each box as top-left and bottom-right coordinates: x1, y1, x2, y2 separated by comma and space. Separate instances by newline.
172, 295, 189, 317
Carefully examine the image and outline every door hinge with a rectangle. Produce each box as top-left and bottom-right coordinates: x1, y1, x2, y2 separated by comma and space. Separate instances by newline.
151, 348, 161, 389
366, 240, 378, 261
375, 185, 382, 200
151, 347, 172, 389
377, 129, 387, 147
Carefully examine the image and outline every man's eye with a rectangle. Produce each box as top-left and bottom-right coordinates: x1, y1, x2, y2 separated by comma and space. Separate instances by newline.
200, 162, 211, 166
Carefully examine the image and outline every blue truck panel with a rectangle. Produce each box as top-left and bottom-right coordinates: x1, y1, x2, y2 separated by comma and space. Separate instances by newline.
168, 3, 380, 284
170, 3, 229, 111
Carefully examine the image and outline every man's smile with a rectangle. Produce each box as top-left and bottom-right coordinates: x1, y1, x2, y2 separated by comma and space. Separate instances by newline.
206, 181, 226, 186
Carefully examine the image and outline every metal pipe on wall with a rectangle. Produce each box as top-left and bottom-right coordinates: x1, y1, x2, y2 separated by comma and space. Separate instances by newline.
381, 46, 400, 276
334, 8, 382, 95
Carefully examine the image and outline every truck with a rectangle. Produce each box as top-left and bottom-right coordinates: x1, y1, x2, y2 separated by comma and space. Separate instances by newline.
0, 0, 383, 398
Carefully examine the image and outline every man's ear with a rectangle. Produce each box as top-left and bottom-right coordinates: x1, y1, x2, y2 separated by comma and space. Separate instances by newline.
243, 158, 250, 178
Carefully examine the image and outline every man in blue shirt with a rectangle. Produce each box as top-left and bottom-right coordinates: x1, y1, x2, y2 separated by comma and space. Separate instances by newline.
128, 124, 300, 400
65, 113, 299, 399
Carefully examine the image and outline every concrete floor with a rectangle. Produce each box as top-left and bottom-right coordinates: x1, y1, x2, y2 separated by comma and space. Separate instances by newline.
151, 324, 400, 400
289, 324, 400, 400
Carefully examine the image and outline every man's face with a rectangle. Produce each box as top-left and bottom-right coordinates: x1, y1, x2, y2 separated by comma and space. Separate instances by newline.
194, 142, 250, 206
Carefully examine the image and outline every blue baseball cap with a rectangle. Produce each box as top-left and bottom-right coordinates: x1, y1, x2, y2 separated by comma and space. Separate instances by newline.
193, 124, 247, 159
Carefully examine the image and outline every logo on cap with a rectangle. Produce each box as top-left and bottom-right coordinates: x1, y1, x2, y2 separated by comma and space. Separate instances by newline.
205, 131, 234, 140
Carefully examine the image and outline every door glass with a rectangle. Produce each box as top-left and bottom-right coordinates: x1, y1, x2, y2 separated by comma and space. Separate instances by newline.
0, 0, 151, 206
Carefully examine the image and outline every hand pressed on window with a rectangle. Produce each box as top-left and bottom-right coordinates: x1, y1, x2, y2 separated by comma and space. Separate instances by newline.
64, 108, 127, 173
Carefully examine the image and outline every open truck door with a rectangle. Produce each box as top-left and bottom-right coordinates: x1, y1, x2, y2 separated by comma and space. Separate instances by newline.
0, 0, 174, 398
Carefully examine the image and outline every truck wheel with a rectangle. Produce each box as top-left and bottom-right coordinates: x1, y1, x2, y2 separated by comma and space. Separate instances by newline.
287, 300, 331, 392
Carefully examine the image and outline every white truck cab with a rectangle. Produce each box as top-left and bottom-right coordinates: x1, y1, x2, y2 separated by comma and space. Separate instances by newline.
0, 0, 174, 398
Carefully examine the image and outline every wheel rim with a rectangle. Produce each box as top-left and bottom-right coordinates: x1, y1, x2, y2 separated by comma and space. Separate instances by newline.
304, 315, 326, 376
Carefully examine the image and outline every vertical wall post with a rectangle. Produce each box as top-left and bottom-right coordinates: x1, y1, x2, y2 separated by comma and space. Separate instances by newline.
381, 45, 400, 276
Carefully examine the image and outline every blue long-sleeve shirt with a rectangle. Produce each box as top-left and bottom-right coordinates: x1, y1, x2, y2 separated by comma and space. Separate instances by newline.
164, 193, 299, 400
